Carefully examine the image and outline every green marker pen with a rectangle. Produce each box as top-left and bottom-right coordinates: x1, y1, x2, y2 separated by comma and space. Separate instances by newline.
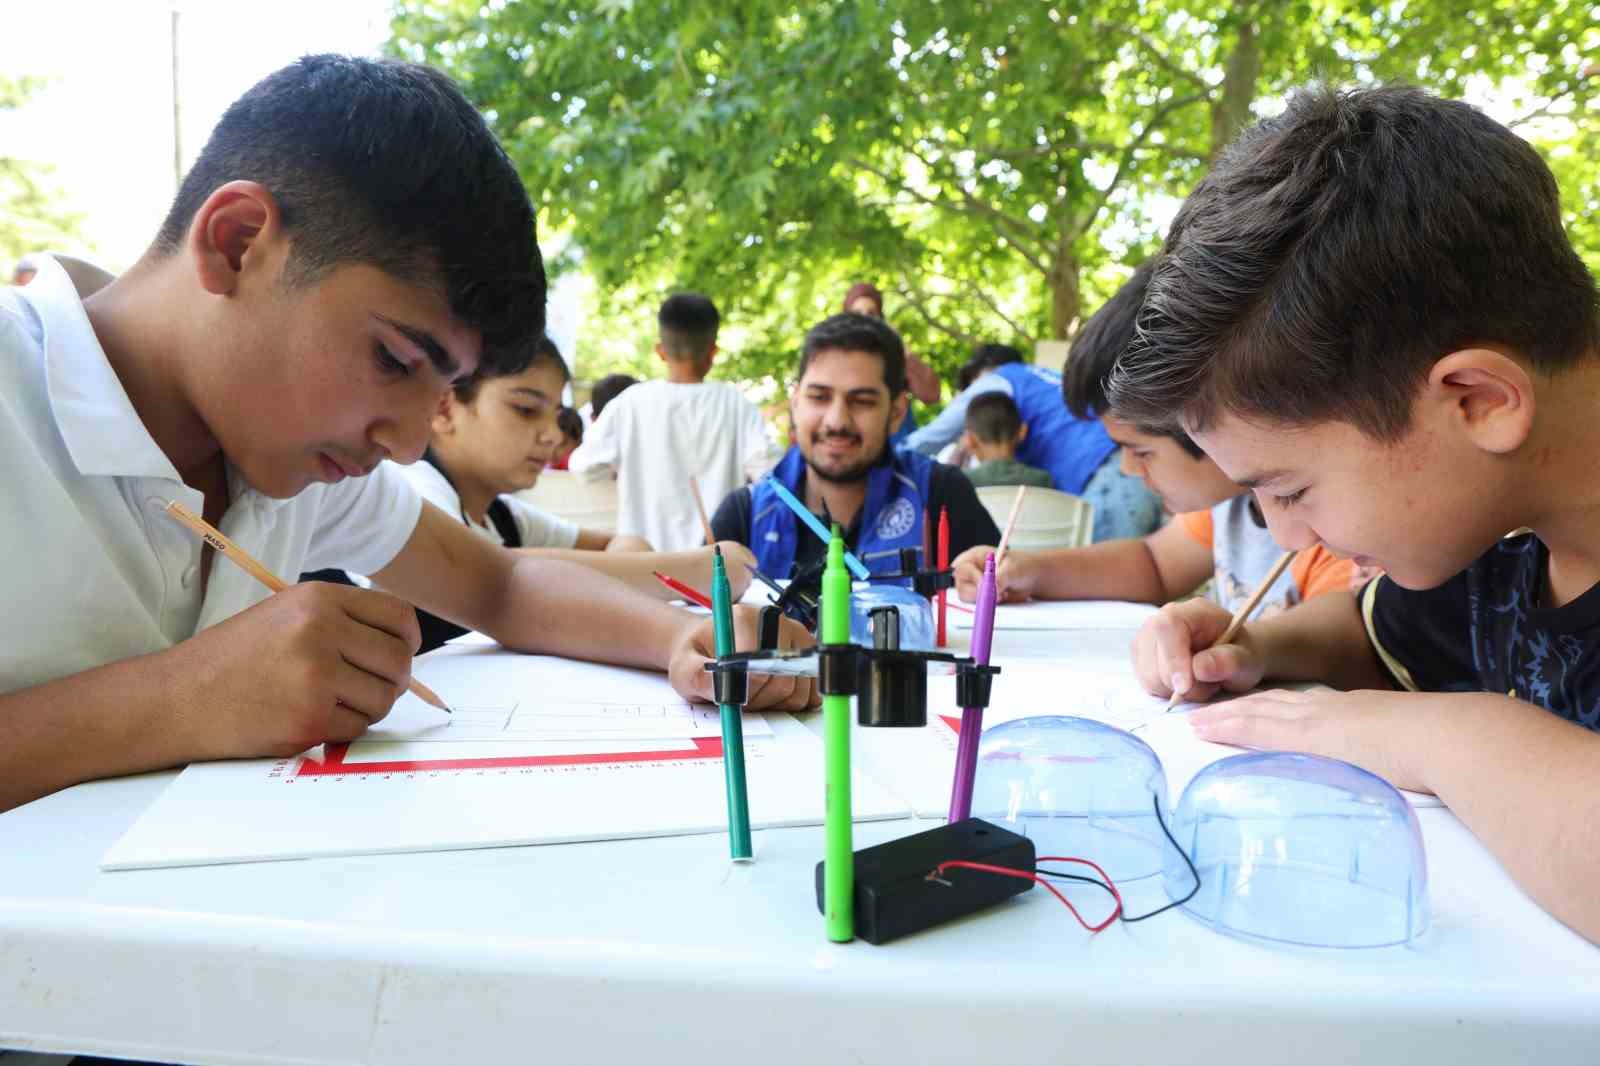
711, 546, 753, 861
821, 524, 854, 942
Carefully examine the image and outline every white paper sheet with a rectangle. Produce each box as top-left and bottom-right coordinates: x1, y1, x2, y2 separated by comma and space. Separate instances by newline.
849, 663, 1440, 819
103, 654, 907, 870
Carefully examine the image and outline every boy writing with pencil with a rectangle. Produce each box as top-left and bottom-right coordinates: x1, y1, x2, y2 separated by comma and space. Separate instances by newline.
1109, 86, 1600, 941
952, 262, 1352, 613
0, 56, 814, 814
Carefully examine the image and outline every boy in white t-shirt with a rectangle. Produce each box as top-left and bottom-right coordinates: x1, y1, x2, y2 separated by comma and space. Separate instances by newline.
568, 293, 777, 551
0, 56, 813, 814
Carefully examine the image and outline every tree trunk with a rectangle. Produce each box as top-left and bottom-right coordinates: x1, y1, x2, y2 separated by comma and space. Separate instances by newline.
1210, 18, 1262, 159
1048, 248, 1081, 340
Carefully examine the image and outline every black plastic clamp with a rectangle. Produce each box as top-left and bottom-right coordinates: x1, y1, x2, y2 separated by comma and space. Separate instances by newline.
818, 644, 860, 697
953, 660, 1002, 709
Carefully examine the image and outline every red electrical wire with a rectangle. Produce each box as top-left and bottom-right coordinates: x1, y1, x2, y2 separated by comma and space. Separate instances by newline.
927, 855, 1124, 934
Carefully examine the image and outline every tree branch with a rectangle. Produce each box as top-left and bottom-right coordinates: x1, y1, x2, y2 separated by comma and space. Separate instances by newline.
1507, 85, 1581, 130
1097, 22, 1213, 96
892, 285, 981, 346
1075, 91, 1208, 237
903, 143, 1056, 270
848, 155, 1051, 275
925, 269, 1032, 339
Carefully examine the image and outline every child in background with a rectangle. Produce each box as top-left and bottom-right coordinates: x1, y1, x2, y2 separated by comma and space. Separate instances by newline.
953, 261, 1352, 613
398, 336, 756, 649
548, 405, 583, 469
960, 392, 1053, 490
587, 373, 638, 423
568, 294, 778, 551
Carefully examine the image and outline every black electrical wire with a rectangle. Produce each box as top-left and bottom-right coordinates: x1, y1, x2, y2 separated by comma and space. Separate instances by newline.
1036, 794, 1201, 924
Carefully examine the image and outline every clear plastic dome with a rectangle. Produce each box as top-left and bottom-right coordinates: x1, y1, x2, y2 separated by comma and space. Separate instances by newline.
972, 716, 1169, 881
850, 583, 935, 651
1165, 752, 1429, 949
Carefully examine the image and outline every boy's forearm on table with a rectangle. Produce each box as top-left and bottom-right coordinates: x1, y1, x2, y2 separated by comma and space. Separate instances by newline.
486, 556, 694, 670
0, 651, 194, 812
1409, 695, 1600, 943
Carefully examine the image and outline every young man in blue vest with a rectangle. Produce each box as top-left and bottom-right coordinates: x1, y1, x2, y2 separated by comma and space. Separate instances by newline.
710, 313, 1000, 580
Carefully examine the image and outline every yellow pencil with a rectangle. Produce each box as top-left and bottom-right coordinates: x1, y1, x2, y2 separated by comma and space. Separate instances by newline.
994, 485, 1028, 567
1167, 549, 1297, 709
164, 500, 452, 714
688, 475, 715, 547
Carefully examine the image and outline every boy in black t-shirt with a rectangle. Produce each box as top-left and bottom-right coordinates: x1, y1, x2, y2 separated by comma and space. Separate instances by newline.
1109, 86, 1600, 941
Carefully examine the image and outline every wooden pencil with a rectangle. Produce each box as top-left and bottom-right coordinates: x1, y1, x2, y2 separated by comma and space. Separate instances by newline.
163, 501, 453, 714
994, 485, 1028, 566
688, 475, 715, 547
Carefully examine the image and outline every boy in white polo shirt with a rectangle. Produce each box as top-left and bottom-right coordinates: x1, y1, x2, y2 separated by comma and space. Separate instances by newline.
0, 55, 814, 814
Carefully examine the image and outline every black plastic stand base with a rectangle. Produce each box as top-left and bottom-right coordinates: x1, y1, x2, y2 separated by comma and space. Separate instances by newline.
814, 818, 1035, 944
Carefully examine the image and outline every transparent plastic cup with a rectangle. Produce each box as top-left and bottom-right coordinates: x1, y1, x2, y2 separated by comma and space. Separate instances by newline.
850, 583, 936, 651
1165, 752, 1429, 949
972, 716, 1169, 881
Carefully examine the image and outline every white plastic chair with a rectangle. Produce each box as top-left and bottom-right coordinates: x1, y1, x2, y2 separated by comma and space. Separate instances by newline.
513, 470, 619, 530
975, 485, 1095, 549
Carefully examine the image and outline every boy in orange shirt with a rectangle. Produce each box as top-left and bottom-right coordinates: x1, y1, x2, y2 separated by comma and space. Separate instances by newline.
954, 261, 1352, 611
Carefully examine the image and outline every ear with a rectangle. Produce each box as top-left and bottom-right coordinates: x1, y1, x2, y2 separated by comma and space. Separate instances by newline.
187, 181, 281, 297
959, 430, 977, 452
655, 342, 668, 364
1427, 348, 1535, 455
889, 388, 910, 430
1015, 422, 1029, 445
704, 342, 719, 370
431, 390, 459, 436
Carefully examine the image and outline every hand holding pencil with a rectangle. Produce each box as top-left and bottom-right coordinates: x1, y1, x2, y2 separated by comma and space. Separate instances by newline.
1131, 550, 1295, 706
164, 501, 452, 720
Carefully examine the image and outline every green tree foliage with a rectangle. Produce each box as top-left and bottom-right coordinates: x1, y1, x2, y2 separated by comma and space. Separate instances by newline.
0, 75, 86, 270
389, 1, 1597, 389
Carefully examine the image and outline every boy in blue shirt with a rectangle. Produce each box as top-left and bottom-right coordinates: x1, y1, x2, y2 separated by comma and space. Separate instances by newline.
903, 343, 1162, 541
1111, 86, 1600, 941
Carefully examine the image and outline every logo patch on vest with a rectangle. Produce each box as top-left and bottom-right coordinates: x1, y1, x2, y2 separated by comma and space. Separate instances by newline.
875, 497, 917, 542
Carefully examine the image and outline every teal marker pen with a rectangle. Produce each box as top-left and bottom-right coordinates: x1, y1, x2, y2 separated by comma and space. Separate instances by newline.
711, 546, 753, 861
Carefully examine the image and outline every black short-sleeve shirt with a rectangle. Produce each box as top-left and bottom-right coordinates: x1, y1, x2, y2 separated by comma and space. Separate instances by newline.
710, 459, 1001, 579
1363, 533, 1600, 730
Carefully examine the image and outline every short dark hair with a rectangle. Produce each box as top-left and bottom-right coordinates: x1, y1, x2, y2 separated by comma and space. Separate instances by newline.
658, 293, 720, 361
972, 343, 1025, 371
453, 335, 568, 404
590, 373, 639, 419
1109, 85, 1600, 442
798, 313, 908, 394
1060, 263, 1204, 458
154, 55, 545, 378
556, 406, 584, 444
956, 357, 986, 392
1062, 261, 1155, 419
964, 392, 1025, 445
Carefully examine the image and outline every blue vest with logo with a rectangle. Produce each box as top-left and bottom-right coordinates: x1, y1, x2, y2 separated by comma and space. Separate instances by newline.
749, 445, 935, 578
993, 362, 1117, 495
